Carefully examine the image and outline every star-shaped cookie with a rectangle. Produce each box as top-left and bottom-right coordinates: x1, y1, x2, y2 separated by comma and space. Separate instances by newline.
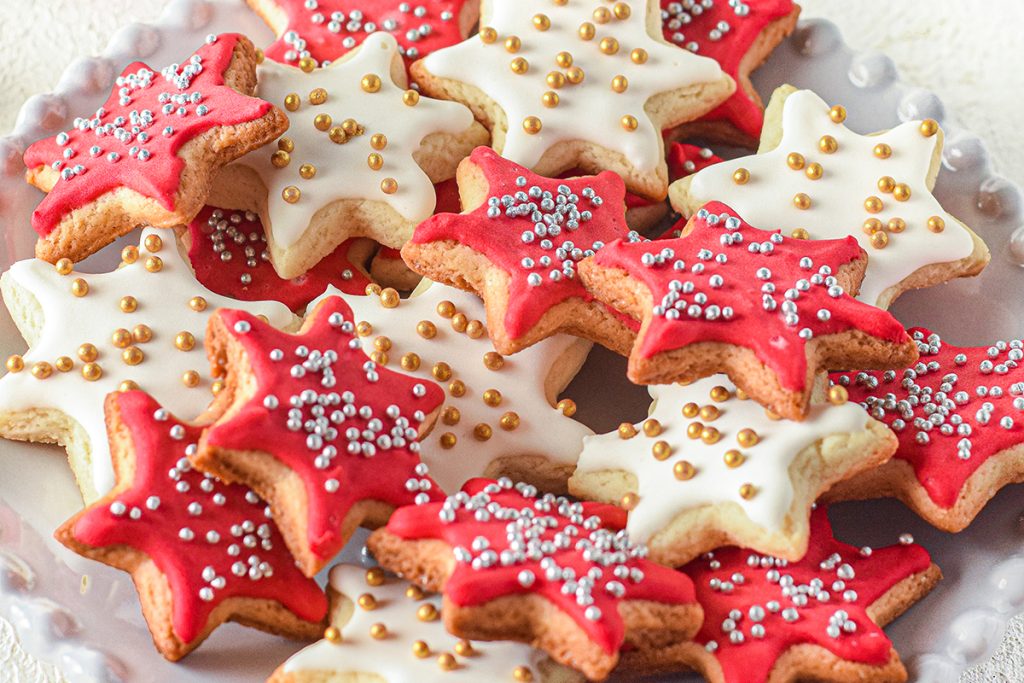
368, 477, 703, 681
270, 564, 583, 683
670, 86, 989, 308
569, 376, 897, 566
249, 0, 479, 72
23, 34, 287, 264
660, 0, 800, 145
411, 0, 735, 200
56, 391, 327, 661
402, 147, 643, 355
181, 205, 375, 311
194, 295, 445, 575
317, 281, 594, 493
0, 228, 293, 503
829, 328, 1024, 532
578, 201, 917, 420
650, 508, 941, 683
225, 31, 487, 279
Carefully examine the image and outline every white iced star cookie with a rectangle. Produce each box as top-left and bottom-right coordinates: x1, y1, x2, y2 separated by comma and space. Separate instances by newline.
218, 31, 488, 279
269, 564, 583, 683
568, 376, 897, 566
670, 86, 989, 309
411, 0, 734, 200
312, 281, 594, 493
0, 228, 294, 502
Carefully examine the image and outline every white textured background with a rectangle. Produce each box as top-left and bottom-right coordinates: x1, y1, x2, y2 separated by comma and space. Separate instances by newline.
1, 0, 1022, 680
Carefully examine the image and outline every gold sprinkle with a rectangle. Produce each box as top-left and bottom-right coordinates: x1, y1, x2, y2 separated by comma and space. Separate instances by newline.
380, 288, 400, 308
499, 412, 520, 430
433, 362, 452, 381
483, 351, 504, 370
370, 133, 387, 151
701, 426, 721, 444
5, 355, 24, 373
361, 74, 382, 93
120, 296, 138, 313
55, 258, 73, 275
618, 423, 637, 439
723, 449, 744, 468
314, 113, 333, 131
370, 350, 389, 365
737, 428, 759, 448
132, 324, 152, 343
682, 402, 699, 418
870, 231, 889, 249
358, 593, 378, 610
479, 26, 497, 44
651, 441, 671, 461
417, 321, 437, 339
439, 433, 457, 449
739, 483, 757, 500
673, 461, 696, 480
121, 245, 139, 264
442, 406, 461, 426
454, 640, 474, 657
71, 278, 89, 297
686, 422, 703, 439
144, 234, 162, 252
928, 216, 945, 233
449, 380, 467, 398
566, 66, 584, 84
413, 640, 431, 658
642, 418, 662, 437
710, 385, 731, 402
828, 385, 849, 405
578, 21, 596, 40
403, 89, 420, 106
271, 150, 291, 168
417, 603, 439, 622
599, 37, 619, 55
324, 626, 342, 643
541, 91, 559, 108
436, 300, 456, 318
284, 93, 300, 111
374, 336, 392, 352
873, 143, 892, 159
805, 162, 823, 180
473, 423, 492, 441
699, 405, 720, 421
122, 346, 144, 366
793, 193, 811, 210
118, 379, 137, 392
829, 105, 847, 123
893, 183, 911, 202
620, 114, 638, 132
357, 320, 374, 337
369, 623, 387, 639
298, 57, 315, 73
31, 362, 53, 380
862, 218, 882, 234
55, 356, 73, 372
380, 178, 398, 194
732, 168, 750, 185
211, 379, 225, 395
401, 352, 420, 372
182, 370, 200, 388
612, 2, 631, 19
111, 328, 132, 348
82, 362, 103, 382
877, 175, 896, 193
510, 56, 529, 74
620, 492, 640, 510
532, 13, 550, 30
365, 567, 385, 586
630, 48, 648, 64
451, 312, 468, 333
786, 152, 805, 170
919, 119, 939, 137
406, 585, 425, 600
888, 217, 906, 233
555, 51, 573, 68
556, 398, 576, 417
504, 36, 521, 53
466, 320, 485, 338
282, 186, 301, 204
546, 71, 566, 89
513, 666, 534, 682
863, 196, 883, 213
818, 135, 838, 154
593, 6, 611, 23
791, 228, 809, 239
278, 137, 295, 153
299, 163, 317, 179
483, 389, 502, 407
77, 343, 98, 362
437, 653, 457, 671
309, 87, 327, 105
523, 116, 542, 135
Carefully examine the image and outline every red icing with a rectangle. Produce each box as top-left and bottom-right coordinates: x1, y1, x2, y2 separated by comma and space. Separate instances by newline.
832, 328, 1024, 509
70, 391, 327, 644
432, 178, 462, 215
668, 143, 724, 181
259, 0, 471, 72
589, 201, 910, 392
187, 205, 371, 310
661, 0, 796, 140
24, 34, 275, 238
384, 478, 698, 656
202, 296, 445, 561
410, 147, 641, 342
682, 507, 931, 683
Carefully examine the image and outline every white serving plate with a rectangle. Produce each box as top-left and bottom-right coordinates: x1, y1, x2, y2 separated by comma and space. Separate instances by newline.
1, 2, 1022, 681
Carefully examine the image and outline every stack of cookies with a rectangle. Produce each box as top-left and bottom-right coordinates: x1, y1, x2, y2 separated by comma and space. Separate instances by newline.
0, 1, 1012, 682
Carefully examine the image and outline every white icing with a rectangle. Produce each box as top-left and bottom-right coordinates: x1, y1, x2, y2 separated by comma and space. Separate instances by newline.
683, 88, 977, 307
0, 228, 294, 498
574, 376, 873, 543
422, 0, 724, 172
237, 31, 476, 250
312, 282, 594, 492
283, 564, 549, 680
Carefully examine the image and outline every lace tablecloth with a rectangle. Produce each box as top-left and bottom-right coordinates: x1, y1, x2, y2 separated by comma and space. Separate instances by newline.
1, 1, 1022, 681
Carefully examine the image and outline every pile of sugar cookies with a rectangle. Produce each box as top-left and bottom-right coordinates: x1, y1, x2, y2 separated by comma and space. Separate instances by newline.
0, 1, 1014, 681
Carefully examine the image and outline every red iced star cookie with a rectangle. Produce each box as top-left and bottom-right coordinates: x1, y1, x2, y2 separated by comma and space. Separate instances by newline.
401, 147, 642, 355
194, 295, 445, 575
578, 201, 917, 420
248, 0, 478, 72
655, 508, 940, 683
183, 205, 375, 310
368, 478, 702, 681
661, 0, 800, 145
829, 328, 1024, 531
55, 391, 327, 661
24, 34, 287, 264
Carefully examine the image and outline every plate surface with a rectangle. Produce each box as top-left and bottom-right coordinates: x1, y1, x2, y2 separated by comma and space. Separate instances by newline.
1, 1, 1023, 681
